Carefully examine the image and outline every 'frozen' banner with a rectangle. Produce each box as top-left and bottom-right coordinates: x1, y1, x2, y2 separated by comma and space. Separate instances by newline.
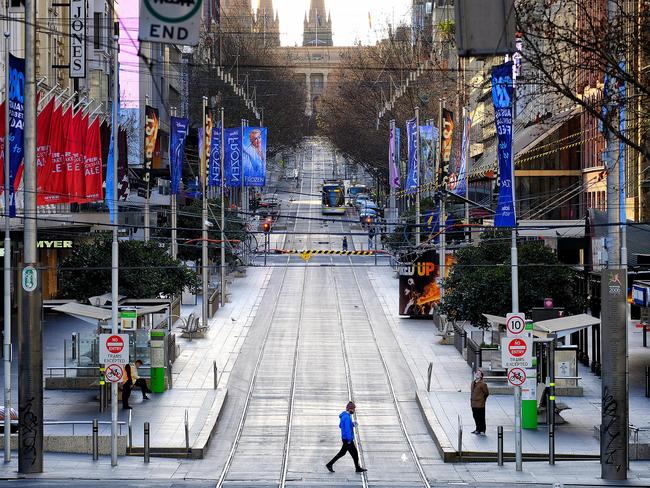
406, 118, 418, 193
242, 126, 266, 187
389, 125, 400, 189
224, 127, 242, 187
208, 123, 221, 187
7, 54, 25, 217
169, 116, 189, 195
450, 115, 471, 196
491, 62, 516, 227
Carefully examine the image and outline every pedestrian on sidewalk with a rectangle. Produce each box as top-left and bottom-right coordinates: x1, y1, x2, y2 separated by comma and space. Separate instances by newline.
122, 359, 151, 410
470, 369, 489, 435
342, 236, 348, 251
326, 401, 367, 474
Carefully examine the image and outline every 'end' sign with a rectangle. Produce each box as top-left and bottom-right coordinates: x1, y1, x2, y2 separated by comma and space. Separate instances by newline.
139, 0, 202, 46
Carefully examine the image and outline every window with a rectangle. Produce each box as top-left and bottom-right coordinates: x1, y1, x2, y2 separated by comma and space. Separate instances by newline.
94, 12, 102, 50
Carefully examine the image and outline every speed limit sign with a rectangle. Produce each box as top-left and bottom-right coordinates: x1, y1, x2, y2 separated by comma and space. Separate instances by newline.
506, 313, 526, 337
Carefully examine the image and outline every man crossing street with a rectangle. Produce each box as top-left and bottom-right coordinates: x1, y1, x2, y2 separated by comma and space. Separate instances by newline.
326, 401, 367, 473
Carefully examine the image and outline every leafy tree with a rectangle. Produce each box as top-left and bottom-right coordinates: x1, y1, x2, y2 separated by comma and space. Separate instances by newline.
58, 236, 200, 301
441, 231, 584, 327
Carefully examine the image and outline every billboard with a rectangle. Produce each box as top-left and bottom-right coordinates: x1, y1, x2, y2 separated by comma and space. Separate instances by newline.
399, 251, 454, 317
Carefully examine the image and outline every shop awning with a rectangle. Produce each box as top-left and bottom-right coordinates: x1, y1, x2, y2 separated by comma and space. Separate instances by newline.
52, 302, 112, 324
533, 314, 600, 339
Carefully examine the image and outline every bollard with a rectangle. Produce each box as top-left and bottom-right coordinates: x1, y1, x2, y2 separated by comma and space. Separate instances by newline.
497, 425, 504, 466
71, 332, 78, 360
144, 422, 150, 463
646, 366, 650, 398
63, 339, 68, 377
185, 409, 190, 456
213, 360, 218, 390
457, 415, 463, 462
128, 410, 133, 452
643, 324, 647, 348
92, 419, 99, 461
168, 360, 173, 390
99, 381, 106, 413
427, 362, 433, 392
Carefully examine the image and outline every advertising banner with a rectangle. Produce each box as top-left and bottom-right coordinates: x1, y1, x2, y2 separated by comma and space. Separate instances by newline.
491, 61, 516, 227
144, 105, 159, 189
439, 108, 454, 190
242, 126, 266, 187
399, 250, 454, 317
208, 123, 221, 187
7, 54, 25, 216
224, 127, 242, 187
202, 115, 212, 183
82, 117, 103, 202
406, 118, 418, 193
419, 125, 436, 187
41, 106, 68, 205
35, 98, 54, 203
451, 115, 471, 196
63, 111, 86, 203
395, 127, 400, 186
389, 125, 400, 189
169, 116, 189, 195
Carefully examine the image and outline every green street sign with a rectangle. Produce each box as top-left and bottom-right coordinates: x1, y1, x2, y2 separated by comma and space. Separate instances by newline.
22, 266, 38, 293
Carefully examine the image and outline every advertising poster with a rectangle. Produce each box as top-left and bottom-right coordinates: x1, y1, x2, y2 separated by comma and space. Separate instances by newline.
224, 127, 242, 187
450, 115, 471, 196
169, 116, 189, 195
439, 108, 454, 190
143, 105, 159, 187
419, 125, 437, 187
208, 123, 221, 188
7, 54, 25, 216
491, 61, 516, 227
389, 125, 400, 189
242, 126, 266, 187
406, 118, 418, 193
399, 251, 455, 317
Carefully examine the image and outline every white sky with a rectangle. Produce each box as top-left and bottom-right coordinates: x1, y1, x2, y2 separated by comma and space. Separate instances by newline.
257, 0, 413, 47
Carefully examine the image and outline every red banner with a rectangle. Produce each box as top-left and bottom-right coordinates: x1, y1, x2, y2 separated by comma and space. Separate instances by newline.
41, 106, 70, 205
81, 117, 103, 202
35, 98, 55, 203
64, 111, 86, 203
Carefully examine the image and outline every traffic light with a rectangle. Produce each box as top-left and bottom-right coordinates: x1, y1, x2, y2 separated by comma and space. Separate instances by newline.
262, 222, 271, 233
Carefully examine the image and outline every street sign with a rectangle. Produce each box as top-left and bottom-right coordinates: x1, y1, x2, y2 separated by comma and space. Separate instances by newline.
506, 312, 526, 336
139, 0, 202, 46
502, 336, 533, 368
22, 265, 38, 292
99, 334, 130, 364
104, 363, 124, 383
508, 367, 526, 387
120, 308, 137, 330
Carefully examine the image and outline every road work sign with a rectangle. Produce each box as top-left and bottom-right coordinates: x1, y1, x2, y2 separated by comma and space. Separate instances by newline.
99, 334, 130, 364
139, 0, 202, 46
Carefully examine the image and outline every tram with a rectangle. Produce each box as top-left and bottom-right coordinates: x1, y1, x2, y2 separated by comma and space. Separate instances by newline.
321, 179, 346, 215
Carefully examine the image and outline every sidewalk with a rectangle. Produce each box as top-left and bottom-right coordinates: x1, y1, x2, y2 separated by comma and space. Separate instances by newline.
366, 265, 650, 479
0, 266, 272, 455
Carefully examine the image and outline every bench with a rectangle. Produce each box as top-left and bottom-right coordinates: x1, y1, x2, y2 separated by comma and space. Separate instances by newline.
179, 315, 208, 339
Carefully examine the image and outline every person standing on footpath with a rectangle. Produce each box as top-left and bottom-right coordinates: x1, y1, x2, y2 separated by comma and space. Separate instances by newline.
326, 401, 367, 473
471, 369, 489, 435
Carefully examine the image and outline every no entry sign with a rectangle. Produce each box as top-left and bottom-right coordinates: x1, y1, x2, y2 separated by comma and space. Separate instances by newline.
502, 335, 532, 368
508, 338, 527, 357
100, 334, 130, 364
508, 367, 526, 387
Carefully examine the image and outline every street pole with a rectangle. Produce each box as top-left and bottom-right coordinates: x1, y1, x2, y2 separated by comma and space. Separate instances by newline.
415, 107, 420, 247
144, 94, 150, 242
18, 0, 43, 473
240, 119, 245, 212
109, 22, 120, 468
170, 107, 177, 259
220, 107, 226, 307
201, 97, 209, 329
389, 119, 396, 210
437, 100, 446, 302
463, 107, 470, 242
3, 0, 12, 462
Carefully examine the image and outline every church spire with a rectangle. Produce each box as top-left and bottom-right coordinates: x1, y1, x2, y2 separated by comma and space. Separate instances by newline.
303, 0, 332, 46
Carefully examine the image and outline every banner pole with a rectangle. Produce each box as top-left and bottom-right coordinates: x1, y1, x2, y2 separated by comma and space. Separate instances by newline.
414, 107, 420, 247
144, 94, 150, 242
201, 97, 208, 330
3, 0, 11, 463
170, 107, 177, 259
220, 107, 226, 307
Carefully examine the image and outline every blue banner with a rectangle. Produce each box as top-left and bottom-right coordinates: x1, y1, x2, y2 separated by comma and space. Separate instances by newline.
8, 54, 25, 217
406, 118, 418, 193
419, 125, 436, 188
491, 62, 516, 227
105, 67, 118, 223
618, 61, 626, 225
451, 115, 471, 196
224, 127, 242, 187
242, 126, 267, 187
170, 116, 189, 195
208, 123, 221, 187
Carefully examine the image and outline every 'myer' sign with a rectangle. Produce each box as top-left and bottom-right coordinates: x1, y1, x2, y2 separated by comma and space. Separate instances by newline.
139, 0, 202, 46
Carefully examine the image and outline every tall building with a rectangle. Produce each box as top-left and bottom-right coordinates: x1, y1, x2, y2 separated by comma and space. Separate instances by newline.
303, 0, 333, 47
256, 0, 281, 47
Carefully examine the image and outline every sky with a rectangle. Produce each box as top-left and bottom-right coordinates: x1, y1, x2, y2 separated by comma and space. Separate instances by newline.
259, 0, 413, 47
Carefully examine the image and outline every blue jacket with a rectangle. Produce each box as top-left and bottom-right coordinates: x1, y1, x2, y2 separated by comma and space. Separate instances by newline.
339, 411, 354, 441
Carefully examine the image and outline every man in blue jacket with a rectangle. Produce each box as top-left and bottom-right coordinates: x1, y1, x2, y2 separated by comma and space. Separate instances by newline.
326, 401, 367, 473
